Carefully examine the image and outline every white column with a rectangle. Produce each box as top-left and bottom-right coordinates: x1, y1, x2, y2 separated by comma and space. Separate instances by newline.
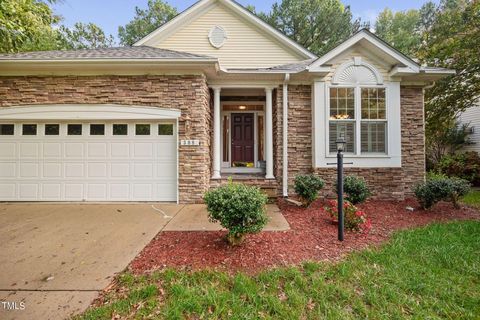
265, 87, 274, 179
212, 87, 221, 179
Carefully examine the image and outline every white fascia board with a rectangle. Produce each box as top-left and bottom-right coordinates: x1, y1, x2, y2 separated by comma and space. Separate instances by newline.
0, 104, 182, 120
420, 67, 456, 75
308, 30, 419, 73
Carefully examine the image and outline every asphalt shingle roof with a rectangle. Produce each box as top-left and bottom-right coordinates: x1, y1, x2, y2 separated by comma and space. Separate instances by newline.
0, 46, 215, 60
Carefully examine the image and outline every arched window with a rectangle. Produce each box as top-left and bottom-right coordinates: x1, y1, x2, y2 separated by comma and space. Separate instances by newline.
328, 57, 387, 155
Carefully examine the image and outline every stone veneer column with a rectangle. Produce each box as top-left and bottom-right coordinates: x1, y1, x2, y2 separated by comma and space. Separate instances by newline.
265, 87, 274, 179
212, 87, 221, 179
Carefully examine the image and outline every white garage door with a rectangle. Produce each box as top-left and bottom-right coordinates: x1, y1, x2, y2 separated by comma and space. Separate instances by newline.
0, 122, 177, 201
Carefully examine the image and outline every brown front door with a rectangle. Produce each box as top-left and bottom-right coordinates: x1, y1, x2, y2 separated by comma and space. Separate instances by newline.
231, 113, 254, 166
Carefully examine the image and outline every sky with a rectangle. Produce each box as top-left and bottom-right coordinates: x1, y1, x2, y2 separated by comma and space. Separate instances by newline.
52, 0, 435, 43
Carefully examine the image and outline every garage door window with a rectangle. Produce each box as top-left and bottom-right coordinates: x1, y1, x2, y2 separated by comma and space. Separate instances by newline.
45, 124, 60, 135
90, 124, 105, 135
68, 124, 82, 135
0, 124, 14, 135
22, 124, 37, 135
158, 124, 174, 135
136, 124, 150, 135
113, 124, 128, 135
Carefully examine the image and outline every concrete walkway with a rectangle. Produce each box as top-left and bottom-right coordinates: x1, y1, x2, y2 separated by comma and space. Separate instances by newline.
0, 203, 288, 320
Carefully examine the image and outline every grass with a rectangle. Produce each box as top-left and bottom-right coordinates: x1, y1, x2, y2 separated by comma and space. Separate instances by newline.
76, 221, 480, 320
461, 190, 480, 209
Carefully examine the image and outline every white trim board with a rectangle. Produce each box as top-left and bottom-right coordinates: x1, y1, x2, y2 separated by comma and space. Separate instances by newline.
0, 104, 182, 120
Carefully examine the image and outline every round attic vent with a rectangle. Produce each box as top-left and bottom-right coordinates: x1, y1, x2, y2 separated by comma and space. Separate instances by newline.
209, 26, 227, 48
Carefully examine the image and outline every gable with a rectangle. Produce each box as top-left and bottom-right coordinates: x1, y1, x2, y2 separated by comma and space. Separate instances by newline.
136, 1, 311, 69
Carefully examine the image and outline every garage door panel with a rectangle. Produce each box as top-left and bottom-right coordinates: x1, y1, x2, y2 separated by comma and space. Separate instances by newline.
111, 163, 130, 178
0, 121, 177, 202
43, 143, 62, 158
134, 163, 153, 178
111, 143, 130, 157
88, 163, 107, 178
43, 163, 62, 178
19, 184, 39, 199
0, 143, 16, 158
0, 184, 16, 199
87, 184, 107, 199
134, 143, 153, 158
65, 143, 84, 158
42, 184, 62, 199
20, 143, 38, 157
65, 163, 85, 178
65, 184, 84, 200
88, 143, 107, 158
19, 163, 39, 178
0, 163, 16, 177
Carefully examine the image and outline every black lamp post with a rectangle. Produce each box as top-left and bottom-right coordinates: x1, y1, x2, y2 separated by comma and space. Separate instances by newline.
336, 136, 346, 242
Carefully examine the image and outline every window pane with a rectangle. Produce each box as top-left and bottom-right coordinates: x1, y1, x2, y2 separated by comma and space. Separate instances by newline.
68, 124, 82, 135
45, 124, 59, 135
330, 87, 354, 120
361, 122, 387, 153
22, 124, 37, 135
136, 124, 150, 135
361, 88, 386, 120
329, 122, 355, 153
158, 124, 174, 135
90, 124, 105, 135
0, 124, 14, 135
113, 124, 128, 135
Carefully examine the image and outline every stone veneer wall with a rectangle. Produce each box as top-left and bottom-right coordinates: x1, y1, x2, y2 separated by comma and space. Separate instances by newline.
0, 75, 211, 203
276, 85, 425, 200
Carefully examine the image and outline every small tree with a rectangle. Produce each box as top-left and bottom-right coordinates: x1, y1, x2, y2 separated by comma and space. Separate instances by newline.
204, 181, 268, 246
294, 174, 325, 207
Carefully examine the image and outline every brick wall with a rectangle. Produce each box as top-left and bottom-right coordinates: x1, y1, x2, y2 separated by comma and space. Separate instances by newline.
0, 75, 211, 203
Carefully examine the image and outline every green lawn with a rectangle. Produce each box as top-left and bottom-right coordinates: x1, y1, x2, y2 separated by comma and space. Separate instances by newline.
461, 190, 480, 209
76, 221, 480, 320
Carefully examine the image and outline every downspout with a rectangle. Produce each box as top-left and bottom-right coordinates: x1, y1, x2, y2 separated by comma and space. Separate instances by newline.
283, 73, 290, 197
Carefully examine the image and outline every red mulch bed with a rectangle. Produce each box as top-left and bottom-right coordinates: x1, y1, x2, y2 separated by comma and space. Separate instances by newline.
129, 199, 480, 274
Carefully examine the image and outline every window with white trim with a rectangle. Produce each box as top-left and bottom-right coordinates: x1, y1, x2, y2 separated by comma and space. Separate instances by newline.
328, 86, 387, 155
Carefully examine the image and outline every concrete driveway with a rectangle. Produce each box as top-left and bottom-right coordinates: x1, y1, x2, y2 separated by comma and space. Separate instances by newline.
0, 203, 183, 320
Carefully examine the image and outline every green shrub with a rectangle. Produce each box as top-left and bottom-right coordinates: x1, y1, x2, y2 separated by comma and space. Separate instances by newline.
294, 174, 325, 206
413, 176, 471, 209
337, 175, 372, 204
204, 181, 268, 245
324, 200, 371, 232
435, 151, 480, 186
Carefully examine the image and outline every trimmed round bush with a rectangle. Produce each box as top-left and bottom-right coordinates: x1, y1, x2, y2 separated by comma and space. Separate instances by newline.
413, 176, 471, 209
294, 174, 325, 207
204, 181, 268, 245
339, 176, 372, 204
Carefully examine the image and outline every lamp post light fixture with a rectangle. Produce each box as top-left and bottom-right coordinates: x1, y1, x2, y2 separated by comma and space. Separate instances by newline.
336, 136, 346, 241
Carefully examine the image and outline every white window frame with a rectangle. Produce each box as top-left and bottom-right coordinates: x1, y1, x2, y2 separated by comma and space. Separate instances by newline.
313, 80, 402, 168
327, 84, 389, 156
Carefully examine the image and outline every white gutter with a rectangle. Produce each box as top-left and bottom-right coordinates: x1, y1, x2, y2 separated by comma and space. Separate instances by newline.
283, 73, 290, 197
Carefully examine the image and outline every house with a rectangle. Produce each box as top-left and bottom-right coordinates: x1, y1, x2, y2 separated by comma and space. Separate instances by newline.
458, 102, 480, 153
0, 0, 454, 203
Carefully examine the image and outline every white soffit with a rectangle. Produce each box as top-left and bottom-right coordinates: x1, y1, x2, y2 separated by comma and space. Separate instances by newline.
0, 104, 182, 120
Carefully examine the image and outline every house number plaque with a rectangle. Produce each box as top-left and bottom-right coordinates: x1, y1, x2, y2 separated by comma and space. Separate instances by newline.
180, 140, 200, 146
